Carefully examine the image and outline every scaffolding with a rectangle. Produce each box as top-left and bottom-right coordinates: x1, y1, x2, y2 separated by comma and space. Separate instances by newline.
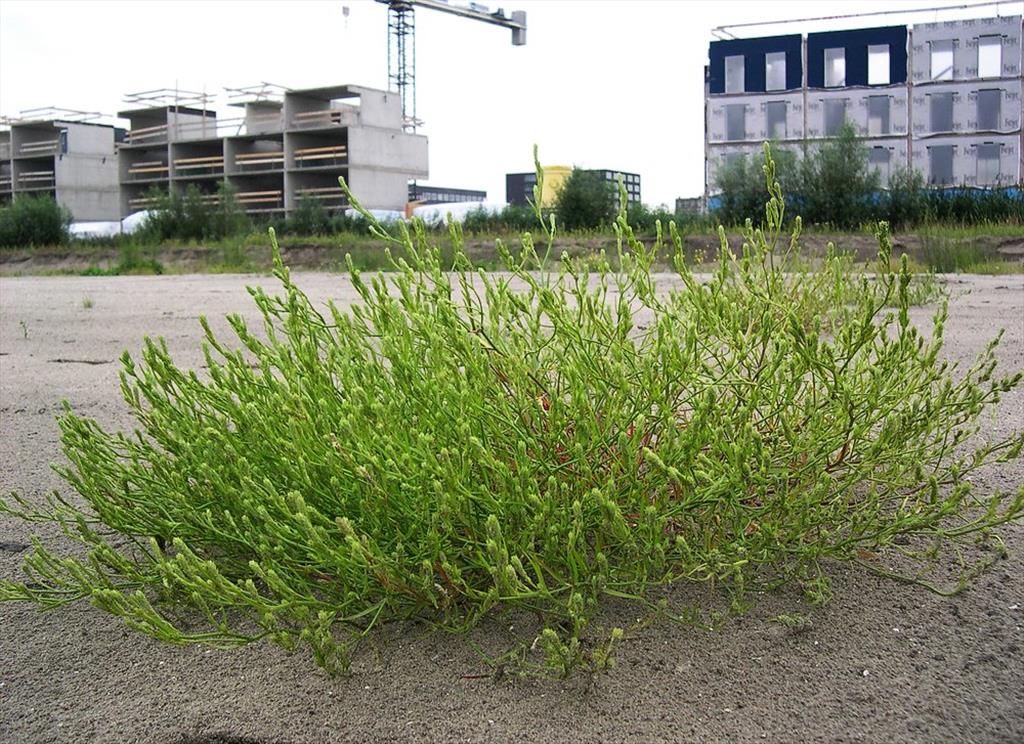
223, 82, 291, 105
711, 0, 1015, 39
122, 87, 215, 110
1, 106, 105, 126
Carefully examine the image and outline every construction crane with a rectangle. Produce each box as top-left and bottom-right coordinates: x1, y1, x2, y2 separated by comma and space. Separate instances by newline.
375, 0, 527, 132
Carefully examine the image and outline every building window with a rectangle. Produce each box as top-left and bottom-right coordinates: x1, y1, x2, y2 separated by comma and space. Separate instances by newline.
930, 39, 954, 81
869, 147, 891, 186
977, 35, 1002, 78
929, 145, 954, 185
930, 92, 954, 132
725, 55, 744, 93
766, 52, 786, 91
726, 104, 746, 141
766, 101, 787, 139
976, 89, 1001, 130
715, 154, 742, 189
824, 48, 846, 87
868, 45, 890, 85
868, 96, 891, 135
720, 152, 744, 177
976, 143, 1000, 185
824, 99, 847, 136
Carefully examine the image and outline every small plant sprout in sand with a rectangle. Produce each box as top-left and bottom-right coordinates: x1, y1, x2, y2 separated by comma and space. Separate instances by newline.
82, 297, 94, 310
2, 145, 1022, 678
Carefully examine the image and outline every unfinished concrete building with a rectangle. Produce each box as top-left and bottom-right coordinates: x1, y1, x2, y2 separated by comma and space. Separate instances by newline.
0, 109, 121, 220
117, 84, 428, 217
704, 13, 1023, 199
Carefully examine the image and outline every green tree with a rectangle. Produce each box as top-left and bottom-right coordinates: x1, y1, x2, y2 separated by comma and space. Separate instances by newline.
554, 168, 617, 231
287, 196, 332, 236
713, 147, 800, 227
464, 204, 535, 233
0, 195, 72, 248
137, 183, 250, 243
796, 122, 880, 229
210, 182, 251, 239
881, 166, 928, 229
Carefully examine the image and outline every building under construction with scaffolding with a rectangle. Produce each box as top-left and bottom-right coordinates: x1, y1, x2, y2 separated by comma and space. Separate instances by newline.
117, 83, 428, 218
0, 108, 123, 221
704, 9, 1023, 201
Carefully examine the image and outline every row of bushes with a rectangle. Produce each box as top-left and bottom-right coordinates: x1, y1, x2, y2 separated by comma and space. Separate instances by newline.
136, 183, 250, 243
0, 186, 375, 250
140, 185, 383, 242
470, 130, 1020, 234
714, 124, 1023, 229
2, 131, 1019, 249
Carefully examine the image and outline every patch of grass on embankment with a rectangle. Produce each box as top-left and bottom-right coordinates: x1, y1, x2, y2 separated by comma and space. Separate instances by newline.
0, 224, 1021, 277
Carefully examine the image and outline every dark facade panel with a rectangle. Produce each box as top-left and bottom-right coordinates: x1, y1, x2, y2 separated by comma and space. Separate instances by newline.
807, 25, 907, 88
409, 184, 486, 205
506, 172, 534, 205
595, 169, 641, 203
708, 34, 803, 94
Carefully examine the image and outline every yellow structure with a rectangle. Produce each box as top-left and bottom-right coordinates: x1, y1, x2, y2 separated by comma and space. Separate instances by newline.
537, 165, 571, 208
506, 166, 642, 207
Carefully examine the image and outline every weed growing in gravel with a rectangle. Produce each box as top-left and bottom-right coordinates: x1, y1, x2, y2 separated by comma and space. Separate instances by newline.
2, 147, 1022, 677
771, 613, 813, 633
81, 297, 94, 310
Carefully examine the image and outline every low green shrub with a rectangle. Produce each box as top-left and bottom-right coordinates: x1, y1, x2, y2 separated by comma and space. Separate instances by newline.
881, 166, 929, 229
625, 202, 712, 236
796, 125, 882, 229
715, 124, 1024, 230
919, 186, 1023, 225
463, 204, 535, 234
0, 195, 72, 248
285, 197, 332, 236
714, 125, 883, 230
917, 233, 998, 274
78, 241, 166, 276
136, 183, 250, 243
2, 148, 1021, 677
258, 208, 372, 240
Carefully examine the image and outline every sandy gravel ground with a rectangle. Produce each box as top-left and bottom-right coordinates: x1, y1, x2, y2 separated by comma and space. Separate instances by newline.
1, 272, 1022, 744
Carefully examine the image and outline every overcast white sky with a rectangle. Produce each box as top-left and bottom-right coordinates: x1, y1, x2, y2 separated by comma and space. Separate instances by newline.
1, 0, 1019, 205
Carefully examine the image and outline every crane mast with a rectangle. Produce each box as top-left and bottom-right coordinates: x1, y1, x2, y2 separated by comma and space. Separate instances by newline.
376, 0, 527, 132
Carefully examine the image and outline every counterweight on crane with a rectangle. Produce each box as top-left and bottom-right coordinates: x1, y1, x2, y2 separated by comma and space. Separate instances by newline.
375, 0, 526, 131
